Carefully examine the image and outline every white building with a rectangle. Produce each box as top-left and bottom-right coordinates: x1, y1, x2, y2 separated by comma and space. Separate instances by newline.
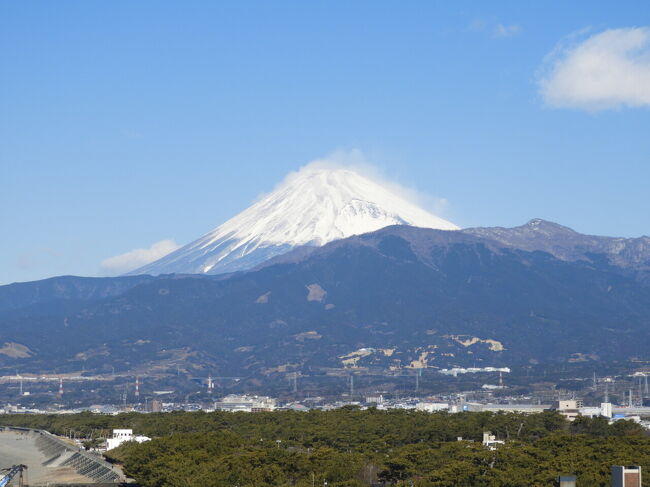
416, 402, 449, 412
213, 395, 276, 412
579, 406, 603, 418
600, 402, 613, 418
439, 367, 510, 376
106, 429, 151, 451
552, 400, 583, 421
476, 403, 549, 414
365, 395, 384, 405
482, 431, 504, 450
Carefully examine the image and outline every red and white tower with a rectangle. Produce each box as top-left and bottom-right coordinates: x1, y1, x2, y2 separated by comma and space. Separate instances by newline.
135, 376, 140, 398
58, 377, 64, 396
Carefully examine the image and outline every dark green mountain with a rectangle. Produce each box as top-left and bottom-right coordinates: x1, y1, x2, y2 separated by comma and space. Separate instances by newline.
1, 223, 649, 377
0, 274, 157, 312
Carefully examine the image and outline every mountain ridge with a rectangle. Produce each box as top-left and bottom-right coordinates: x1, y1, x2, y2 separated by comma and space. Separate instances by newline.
259, 219, 650, 277
464, 218, 650, 273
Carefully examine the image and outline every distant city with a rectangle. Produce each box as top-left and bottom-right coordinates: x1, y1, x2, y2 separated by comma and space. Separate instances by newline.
5, 367, 650, 425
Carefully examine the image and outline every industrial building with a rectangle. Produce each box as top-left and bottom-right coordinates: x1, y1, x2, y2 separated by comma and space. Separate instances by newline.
213, 395, 276, 412
415, 402, 448, 412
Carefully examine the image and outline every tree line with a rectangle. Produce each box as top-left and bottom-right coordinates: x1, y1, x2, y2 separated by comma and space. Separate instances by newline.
1, 408, 648, 486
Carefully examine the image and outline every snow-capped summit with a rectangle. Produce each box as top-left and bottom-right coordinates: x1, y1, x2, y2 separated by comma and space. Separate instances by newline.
130, 165, 459, 276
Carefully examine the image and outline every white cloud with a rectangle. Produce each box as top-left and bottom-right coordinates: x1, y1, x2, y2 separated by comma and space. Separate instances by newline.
494, 24, 521, 38
539, 27, 650, 110
100, 239, 180, 275
467, 19, 522, 38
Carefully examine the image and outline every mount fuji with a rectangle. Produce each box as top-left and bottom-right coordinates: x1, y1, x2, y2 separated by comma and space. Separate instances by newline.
130, 165, 458, 276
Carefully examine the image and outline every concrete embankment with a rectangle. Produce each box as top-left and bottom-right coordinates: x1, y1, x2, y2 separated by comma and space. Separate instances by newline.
0, 426, 128, 486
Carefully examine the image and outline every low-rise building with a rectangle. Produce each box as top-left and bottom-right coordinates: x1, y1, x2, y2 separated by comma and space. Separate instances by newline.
555, 475, 577, 487
365, 395, 384, 405
213, 395, 276, 412
106, 429, 151, 450
579, 406, 603, 418
479, 403, 549, 414
482, 431, 504, 450
612, 465, 642, 487
416, 402, 449, 412
551, 400, 583, 421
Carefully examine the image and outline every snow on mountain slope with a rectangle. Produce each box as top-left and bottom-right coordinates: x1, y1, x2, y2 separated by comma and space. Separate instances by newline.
130, 165, 459, 276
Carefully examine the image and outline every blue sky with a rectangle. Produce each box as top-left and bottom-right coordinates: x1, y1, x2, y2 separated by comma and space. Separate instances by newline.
2, 1, 650, 284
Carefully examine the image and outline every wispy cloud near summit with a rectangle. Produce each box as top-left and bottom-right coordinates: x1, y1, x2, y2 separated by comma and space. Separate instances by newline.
101, 240, 180, 275
274, 150, 453, 222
